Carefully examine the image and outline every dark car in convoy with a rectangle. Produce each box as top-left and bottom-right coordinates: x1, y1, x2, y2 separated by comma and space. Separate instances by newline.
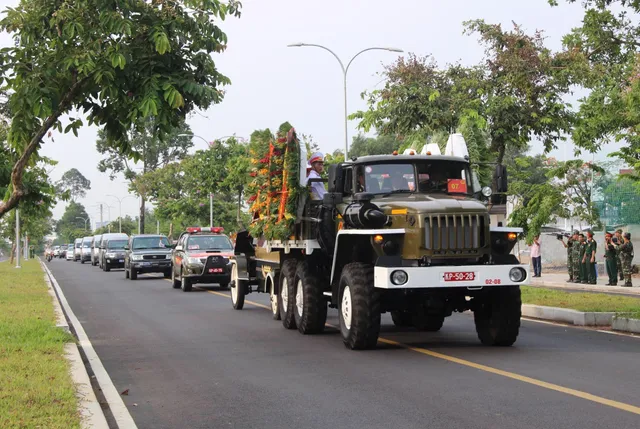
101, 237, 128, 271
171, 227, 233, 292
124, 234, 173, 280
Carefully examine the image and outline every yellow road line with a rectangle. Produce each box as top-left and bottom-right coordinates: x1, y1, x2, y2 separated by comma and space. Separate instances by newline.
165, 278, 640, 415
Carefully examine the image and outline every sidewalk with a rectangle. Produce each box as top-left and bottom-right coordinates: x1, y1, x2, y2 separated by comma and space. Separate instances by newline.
529, 272, 640, 296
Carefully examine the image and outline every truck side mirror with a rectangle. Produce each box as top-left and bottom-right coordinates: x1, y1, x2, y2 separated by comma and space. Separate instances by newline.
494, 164, 508, 193
327, 164, 344, 193
123, 245, 129, 251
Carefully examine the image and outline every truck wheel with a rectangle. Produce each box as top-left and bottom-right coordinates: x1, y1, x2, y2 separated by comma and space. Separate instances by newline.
125, 267, 130, 279
412, 311, 445, 332
171, 268, 180, 289
293, 261, 327, 334
230, 263, 245, 310
81, 259, 85, 264
129, 266, 136, 280
278, 259, 298, 329
474, 286, 521, 346
391, 311, 412, 327
164, 271, 172, 279
338, 263, 381, 350
270, 275, 281, 320
105, 264, 111, 272
181, 270, 192, 292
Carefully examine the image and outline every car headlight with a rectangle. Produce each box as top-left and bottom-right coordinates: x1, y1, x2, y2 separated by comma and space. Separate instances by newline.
106, 253, 116, 258
390, 270, 408, 285
187, 257, 203, 265
481, 186, 493, 197
132, 254, 143, 261
509, 267, 526, 282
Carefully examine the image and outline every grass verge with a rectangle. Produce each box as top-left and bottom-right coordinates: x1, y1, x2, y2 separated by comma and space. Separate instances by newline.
521, 286, 640, 319
0, 260, 80, 429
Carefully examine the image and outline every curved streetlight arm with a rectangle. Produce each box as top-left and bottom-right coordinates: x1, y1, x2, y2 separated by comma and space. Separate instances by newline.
288, 43, 346, 74
178, 133, 209, 146
345, 47, 403, 75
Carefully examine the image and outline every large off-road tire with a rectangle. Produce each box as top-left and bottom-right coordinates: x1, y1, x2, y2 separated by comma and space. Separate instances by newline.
129, 266, 137, 280
230, 263, 245, 310
270, 275, 281, 320
181, 270, 192, 292
278, 259, 298, 329
412, 310, 445, 332
171, 268, 180, 289
104, 263, 111, 272
293, 261, 327, 335
474, 286, 521, 346
338, 263, 381, 350
391, 311, 412, 327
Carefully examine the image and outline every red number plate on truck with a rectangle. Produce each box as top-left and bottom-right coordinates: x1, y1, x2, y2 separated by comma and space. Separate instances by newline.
443, 272, 475, 281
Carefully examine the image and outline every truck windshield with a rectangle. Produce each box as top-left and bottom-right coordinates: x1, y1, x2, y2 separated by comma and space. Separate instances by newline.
132, 236, 171, 250
186, 235, 233, 251
359, 161, 473, 196
107, 240, 128, 250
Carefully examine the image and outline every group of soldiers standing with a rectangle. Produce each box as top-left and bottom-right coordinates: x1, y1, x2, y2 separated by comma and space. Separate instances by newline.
563, 229, 634, 287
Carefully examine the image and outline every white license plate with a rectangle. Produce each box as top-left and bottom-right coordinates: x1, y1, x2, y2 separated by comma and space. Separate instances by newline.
119, 259, 124, 263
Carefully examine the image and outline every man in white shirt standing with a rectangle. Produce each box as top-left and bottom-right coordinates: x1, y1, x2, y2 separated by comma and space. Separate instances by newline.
308, 152, 326, 200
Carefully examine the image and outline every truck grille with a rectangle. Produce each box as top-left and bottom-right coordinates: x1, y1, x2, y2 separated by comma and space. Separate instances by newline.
424, 214, 486, 251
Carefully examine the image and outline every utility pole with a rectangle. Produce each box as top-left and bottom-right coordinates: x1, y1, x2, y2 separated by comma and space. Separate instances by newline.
157, 219, 160, 234
24, 235, 28, 260
15, 208, 20, 268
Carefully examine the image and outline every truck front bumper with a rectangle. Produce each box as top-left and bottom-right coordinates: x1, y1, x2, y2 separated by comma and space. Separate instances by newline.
374, 264, 529, 289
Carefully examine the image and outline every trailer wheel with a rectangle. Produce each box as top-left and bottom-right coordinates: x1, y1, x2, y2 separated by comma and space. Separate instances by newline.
278, 259, 298, 329
474, 286, 521, 346
338, 263, 381, 350
293, 261, 327, 334
269, 275, 281, 320
230, 263, 245, 310
390, 311, 412, 327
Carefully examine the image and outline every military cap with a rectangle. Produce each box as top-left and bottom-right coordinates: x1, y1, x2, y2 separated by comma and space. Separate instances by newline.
624, 232, 631, 239
616, 229, 623, 234
572, 230, 579, 235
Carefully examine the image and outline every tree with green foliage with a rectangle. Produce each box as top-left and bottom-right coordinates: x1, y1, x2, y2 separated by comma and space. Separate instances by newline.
349, 134, 399, 158
55, 202, 91, 243
508, 155, 569, 241
550, 0, 640, 176
0, 0, 242, 218
600, 176, 640, 225
96, 118, 194, 233
55, 168, 91, 202
93, 215, 137, 236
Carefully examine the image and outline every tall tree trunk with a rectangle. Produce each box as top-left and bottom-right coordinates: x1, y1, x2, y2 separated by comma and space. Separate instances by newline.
139, 197, 145, 234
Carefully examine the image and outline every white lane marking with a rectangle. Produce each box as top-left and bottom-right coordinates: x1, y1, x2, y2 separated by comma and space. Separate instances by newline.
42, 261, 138, 429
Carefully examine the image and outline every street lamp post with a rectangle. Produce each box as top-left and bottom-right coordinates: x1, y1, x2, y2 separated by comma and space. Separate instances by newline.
106, 195, 136, 233
287, 44, 403, 159
76, 216, 90, 231
15, 208, 20, 268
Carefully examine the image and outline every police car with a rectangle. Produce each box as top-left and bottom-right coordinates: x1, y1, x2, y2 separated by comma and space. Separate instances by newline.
171, 227, 234, 292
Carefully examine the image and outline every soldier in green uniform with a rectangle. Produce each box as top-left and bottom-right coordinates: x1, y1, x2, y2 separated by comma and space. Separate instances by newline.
615, 229, 624, 282
577, 233, 587, 283
585, 231, 597, 284
604, 232, 618, 286
620, 232, 634, 287
562, 231, 578, 282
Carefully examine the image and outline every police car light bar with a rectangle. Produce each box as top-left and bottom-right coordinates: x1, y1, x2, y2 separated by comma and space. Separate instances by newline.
186, 227, 224, 234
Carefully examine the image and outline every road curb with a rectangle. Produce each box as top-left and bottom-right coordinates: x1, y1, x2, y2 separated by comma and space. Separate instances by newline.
522, 304, 615, 326
529, 280, 640, 296
43, 270, 70, 333
612, 316, 640, 334
40, 259, 138, 429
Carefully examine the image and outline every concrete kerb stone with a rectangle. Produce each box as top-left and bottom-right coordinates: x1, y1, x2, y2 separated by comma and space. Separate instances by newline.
612, 316, 640, 334
43, 271, 70, 333
522, 304, 615, 326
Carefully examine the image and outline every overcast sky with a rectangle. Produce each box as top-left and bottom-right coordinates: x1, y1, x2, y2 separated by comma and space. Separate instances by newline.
0, 0, 621, 225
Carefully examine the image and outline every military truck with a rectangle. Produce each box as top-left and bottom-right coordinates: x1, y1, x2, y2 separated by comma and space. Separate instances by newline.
230, 136, 527, 350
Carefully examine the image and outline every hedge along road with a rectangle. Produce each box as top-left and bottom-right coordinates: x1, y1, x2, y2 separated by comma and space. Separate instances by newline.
47, 258, 640, 429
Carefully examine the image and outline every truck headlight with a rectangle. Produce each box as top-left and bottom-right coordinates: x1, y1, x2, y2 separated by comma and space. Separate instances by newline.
482, 186, 493, 197
106, 253, 116, 258
509, 267, 526, 282
132, 255, 143, 261
390, 270, 408, 285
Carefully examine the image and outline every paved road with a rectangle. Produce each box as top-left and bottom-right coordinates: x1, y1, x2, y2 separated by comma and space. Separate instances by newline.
47, 258, 640, 429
